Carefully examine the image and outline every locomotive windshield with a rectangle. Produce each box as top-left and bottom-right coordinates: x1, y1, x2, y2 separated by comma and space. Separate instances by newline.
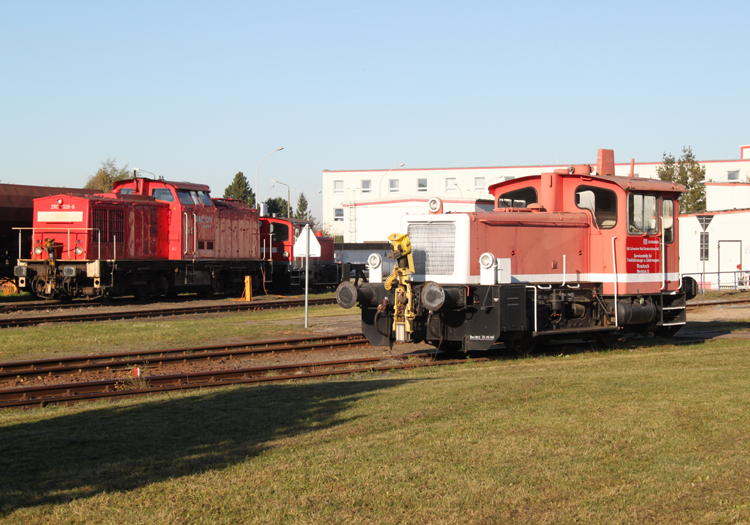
269, 222, 289, 242
152, 188, 175, 202
496, 187, 537, 208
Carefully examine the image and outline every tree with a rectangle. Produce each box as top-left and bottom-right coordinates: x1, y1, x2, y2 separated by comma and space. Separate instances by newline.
264, 197, 290, 217
223, 171, 256, 207
656, 146, 706, 213
292, 192, 314, 222
84, 158, 131, 192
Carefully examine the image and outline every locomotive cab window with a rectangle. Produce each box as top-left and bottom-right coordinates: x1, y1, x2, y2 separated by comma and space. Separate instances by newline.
663, 199, 674, 243
118, 189, 133, 195
177, 190, 196, 205
575, 186, 617, 229
269, 222, 289, 242
628, 193, 658, 235
152, 188, 175, 202
496, 187, 537, 208
197, 191, 213, 206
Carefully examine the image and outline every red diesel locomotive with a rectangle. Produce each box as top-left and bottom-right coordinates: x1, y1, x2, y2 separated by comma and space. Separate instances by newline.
13, 176, 339, 300
337, 149, 699, 351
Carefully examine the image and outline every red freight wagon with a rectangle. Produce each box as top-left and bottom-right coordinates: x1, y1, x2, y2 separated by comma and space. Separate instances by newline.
337, 149, 698, 352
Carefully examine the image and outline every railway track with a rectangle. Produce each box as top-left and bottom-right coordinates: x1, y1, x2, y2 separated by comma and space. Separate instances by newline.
0, 333, 369, 382
0, 349, 476, 410
0, 297, 337, 328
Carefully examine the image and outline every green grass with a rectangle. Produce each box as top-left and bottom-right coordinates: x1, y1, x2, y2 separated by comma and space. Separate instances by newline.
2, 338, 750, 524
0, 304, 353, 361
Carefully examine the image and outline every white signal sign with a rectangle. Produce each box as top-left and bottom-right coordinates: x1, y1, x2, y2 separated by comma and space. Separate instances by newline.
293, 225, 321, 257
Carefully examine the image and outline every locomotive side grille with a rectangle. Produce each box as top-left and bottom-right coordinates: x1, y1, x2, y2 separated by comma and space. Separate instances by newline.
407, 222, 456, 275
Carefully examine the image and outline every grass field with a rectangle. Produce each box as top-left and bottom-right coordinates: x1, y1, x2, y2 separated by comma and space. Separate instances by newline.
2, 334, 750, 524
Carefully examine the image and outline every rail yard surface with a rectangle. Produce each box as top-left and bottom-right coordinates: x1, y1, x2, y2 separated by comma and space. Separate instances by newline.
1, 297, 750, 523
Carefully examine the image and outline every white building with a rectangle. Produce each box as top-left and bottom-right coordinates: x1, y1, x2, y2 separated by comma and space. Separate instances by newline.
323, 146, 750, 246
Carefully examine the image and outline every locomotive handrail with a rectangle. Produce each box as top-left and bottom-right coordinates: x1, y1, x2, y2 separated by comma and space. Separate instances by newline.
183, 212, 188, 255
612, 236, 619, 327
525, 285, 538, 332
13, 227, 102, 261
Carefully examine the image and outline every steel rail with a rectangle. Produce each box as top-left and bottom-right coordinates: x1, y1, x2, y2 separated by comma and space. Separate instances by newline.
686, 298, 750, 308
0, 354, 483, 409
0, 333, 369, 381
0, 297, 337, 328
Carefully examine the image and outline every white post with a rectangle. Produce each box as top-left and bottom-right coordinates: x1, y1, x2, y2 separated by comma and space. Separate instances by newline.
304, 225, 310, 328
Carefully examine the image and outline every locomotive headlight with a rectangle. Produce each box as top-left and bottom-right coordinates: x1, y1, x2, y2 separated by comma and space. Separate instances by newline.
480, 252, 498, 285
34, 246, 43, 255
421, 281, 446, 312
367, 253, 383, 283
57, 198, 63, 205
367, 253, 382, 269
479, 252, 496, 270
75, 247, 83, 255
283, 251, 290, 258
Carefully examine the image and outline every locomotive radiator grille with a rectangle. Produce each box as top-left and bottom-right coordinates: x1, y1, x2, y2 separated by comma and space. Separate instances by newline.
407, 223, 456, 275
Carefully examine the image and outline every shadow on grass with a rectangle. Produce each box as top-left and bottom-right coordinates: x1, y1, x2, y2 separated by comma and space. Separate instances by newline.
0, 378, 412, 515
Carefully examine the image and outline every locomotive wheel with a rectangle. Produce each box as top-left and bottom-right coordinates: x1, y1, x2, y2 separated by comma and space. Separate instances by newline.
503, 336, 537, 355
432, 341, 464, 358
596, 332, 622, 349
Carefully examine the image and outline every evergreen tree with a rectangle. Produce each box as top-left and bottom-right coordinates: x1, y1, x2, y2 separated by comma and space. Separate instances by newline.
293, 192, 314, 222
223, 171, 256, 207
84, 158, 131, 192
264, 197, 290, 217
656, 146, 706, 214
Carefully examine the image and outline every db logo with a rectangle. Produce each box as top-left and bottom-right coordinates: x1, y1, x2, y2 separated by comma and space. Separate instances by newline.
643, 238, 649, 245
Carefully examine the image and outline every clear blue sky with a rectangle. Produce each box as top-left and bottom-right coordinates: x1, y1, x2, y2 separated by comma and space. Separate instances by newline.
1, 0, 748, 220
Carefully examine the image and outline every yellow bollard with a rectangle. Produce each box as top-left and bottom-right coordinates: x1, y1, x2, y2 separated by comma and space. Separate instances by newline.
244, 275, 253, 302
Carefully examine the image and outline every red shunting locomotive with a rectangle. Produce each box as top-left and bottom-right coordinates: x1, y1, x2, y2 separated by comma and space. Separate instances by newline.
337, 149, 699, 351
13, 176, 338, 300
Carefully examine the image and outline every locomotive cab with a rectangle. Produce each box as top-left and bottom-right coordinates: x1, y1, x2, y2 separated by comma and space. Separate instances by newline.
338, 149, 693, 352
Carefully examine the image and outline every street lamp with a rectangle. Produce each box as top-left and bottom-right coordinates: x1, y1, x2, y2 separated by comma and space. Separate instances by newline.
264, 185, 275, 202
378, 163, 405, 198
271, 179, 296, 218
255, 147, 284, 209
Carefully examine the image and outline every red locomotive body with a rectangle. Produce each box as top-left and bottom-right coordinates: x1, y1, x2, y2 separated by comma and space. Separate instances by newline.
14, 176, 342, 300
259, 217, 338, 289
338, 149, 697, 351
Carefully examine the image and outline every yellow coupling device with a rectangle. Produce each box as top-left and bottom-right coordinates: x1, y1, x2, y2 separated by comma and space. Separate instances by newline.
385, 233, 416, 342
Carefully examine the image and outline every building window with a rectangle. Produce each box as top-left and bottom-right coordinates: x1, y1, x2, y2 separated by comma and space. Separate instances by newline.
474, 177, 485, 192
334, 208, 344, 221
361, 180, 371, 193
727, 170, 740, 181
334, 180, 344, 194
417, 178, 427, 193
700, 232, 709, 261
389, 179, 399, 193
445, 178, 457, 192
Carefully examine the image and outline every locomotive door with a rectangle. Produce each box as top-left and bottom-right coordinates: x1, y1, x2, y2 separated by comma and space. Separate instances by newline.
660, 197, 678, 291
183, 209, 195, 257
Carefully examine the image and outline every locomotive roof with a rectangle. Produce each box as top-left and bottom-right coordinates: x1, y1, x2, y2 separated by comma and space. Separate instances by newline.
488, 172, 685, 194
112, 177, 211, 192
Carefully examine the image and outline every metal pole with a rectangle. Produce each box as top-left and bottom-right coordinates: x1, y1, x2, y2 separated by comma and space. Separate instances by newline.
255, 147, 284, 209
304, 225, 310, 328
